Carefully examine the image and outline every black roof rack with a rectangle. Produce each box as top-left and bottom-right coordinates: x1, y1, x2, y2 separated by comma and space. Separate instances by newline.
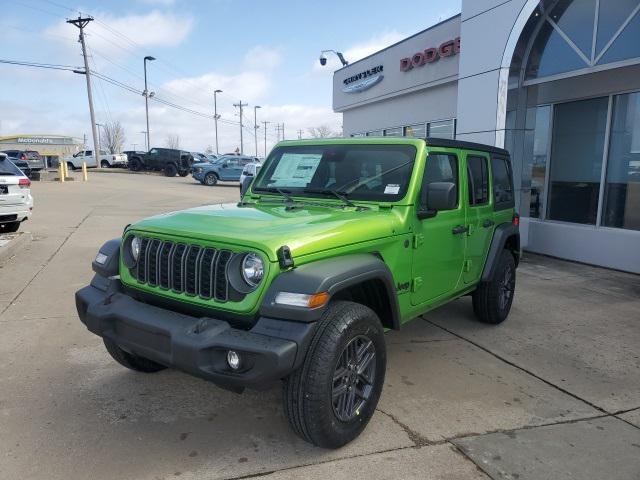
425, 137, 510, 156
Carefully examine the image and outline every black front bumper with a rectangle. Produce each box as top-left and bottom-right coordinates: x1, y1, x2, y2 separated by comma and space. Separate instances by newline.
75, 277, 315, 390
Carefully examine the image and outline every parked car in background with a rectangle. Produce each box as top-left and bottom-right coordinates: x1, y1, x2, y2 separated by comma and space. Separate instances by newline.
0, 153, 33, 233
1, 150, 45, 172
66, 150, 128, 170
238, 162, 262, 191
122, 150, 146, 161
127, 148, 194, 177
206, 154, 218, 162
191, 152, 209, 162
192, 155, 258, 185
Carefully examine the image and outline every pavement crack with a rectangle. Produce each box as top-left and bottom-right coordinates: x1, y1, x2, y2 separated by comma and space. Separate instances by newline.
376, 407, 432, 447
421, 317, 609, 415
0, 208, 94, 318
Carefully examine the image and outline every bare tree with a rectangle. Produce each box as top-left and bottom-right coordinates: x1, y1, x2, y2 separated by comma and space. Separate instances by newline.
307, 125, 335, 138
205, 145, 214, 155
165, 134, 180, 149
100, 120, 125, 153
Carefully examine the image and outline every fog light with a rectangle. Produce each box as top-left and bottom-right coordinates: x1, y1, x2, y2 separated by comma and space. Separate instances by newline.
227, 350, 241, 370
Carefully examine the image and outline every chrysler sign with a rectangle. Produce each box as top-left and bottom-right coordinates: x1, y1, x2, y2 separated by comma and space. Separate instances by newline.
342, 65, 384, 93
400, 37, 460, 72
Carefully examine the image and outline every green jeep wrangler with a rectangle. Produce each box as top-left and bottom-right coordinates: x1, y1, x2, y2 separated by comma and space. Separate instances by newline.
76, 137, 520, 448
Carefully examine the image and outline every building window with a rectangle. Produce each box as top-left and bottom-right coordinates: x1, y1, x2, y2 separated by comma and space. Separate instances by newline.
522, 106, 551, 218
525, 0, 640, 82
602, 91, 640, 231
404, 123, 426, 138
384, 127, 403, 137
428, 119, 456, 139
547, 96, 609, 225
467, 155, 489, 205
366, 130, 383, 137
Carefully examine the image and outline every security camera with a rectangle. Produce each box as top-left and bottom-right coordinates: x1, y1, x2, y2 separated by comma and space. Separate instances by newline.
319, 54, 327, 66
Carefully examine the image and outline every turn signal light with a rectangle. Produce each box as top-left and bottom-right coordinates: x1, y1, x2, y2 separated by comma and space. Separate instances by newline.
274, 291, 330, 308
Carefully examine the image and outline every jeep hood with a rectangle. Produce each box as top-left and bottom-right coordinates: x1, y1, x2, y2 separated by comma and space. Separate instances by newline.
130, 202, 408, 261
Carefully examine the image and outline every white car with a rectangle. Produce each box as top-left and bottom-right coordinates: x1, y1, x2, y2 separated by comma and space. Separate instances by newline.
66, 150, 128, 170
239, 162, 262, 191
0, 153, 33, 233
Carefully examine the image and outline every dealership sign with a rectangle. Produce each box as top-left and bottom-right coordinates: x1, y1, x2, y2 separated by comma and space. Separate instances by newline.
342, 65, 384, 93
400, 37, 460, 72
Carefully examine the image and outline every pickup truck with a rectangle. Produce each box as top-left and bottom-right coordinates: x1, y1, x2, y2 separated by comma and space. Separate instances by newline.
65, 150, 128, 170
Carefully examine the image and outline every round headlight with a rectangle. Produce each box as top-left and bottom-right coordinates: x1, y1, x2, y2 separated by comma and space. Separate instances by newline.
241, 253, 264, 287
130, 236, 141, 262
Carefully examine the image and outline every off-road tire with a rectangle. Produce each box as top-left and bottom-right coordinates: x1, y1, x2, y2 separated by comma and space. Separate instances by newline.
283, 301, 386, 449
100, 160, 110, 168
178, 170, 189, 177
204, 172, 218, 186
103, 338, 167, 373
164, 163, 178, 177
472, 250, 516, 324
1, 221, 20, 233
129, 158, 142, 171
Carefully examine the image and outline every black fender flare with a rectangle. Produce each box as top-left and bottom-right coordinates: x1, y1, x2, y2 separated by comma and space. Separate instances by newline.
481, 223, 520, 282
260, 253, 400, 329
92, 238, 121, 278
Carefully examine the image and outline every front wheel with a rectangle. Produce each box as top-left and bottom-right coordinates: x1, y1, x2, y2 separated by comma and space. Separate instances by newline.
129, 158, 142, 171
472, 250, 516, 324
103, 338, 167, 373
100, 160, 110, 168
164, 163, 178, 177
67, 162, 76, 171
283, 301, 386, 449
204, 172, 218, 186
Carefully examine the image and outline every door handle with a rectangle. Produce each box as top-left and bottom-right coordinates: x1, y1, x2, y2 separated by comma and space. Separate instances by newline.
452, 225, 469, 235
482, 219, 495, 228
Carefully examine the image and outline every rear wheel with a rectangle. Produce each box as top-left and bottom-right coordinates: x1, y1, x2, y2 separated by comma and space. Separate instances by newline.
66, 162, 76, 171
100, 160, 110, 168
164, 163, 178, 177
0, 222, 20, 233
178, 170, 189, 177
283, 301, 386, 448
472, 250, 516, 324
103, 338, 167, 373
204, 172, 218, 186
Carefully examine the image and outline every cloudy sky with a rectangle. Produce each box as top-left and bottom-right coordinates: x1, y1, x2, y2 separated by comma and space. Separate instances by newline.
2, 0, 460, 155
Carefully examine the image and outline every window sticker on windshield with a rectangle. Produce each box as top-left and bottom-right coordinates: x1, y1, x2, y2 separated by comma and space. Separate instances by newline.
270, 153, 322, 187
384, 184, 400, 194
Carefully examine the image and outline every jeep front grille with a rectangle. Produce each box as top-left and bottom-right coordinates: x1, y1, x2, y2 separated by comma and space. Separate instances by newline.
131, 238, 233, 302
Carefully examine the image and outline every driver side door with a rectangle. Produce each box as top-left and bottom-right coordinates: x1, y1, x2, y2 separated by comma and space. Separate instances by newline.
411, 151, 466, 306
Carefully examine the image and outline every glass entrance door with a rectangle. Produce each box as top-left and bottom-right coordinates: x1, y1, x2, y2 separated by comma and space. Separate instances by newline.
547, 97, 609, 224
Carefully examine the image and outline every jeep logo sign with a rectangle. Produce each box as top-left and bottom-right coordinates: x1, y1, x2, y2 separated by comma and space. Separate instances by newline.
400, 37, 460, 72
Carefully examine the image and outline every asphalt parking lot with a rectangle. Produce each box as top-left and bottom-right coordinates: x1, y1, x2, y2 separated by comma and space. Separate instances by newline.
1, 171, 639, 480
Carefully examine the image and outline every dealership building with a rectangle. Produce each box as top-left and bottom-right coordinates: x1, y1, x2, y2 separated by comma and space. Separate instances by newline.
332, 0, 640, 273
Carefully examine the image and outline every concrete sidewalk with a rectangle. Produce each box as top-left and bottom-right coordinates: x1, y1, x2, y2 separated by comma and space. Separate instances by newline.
0, 172, 638, 479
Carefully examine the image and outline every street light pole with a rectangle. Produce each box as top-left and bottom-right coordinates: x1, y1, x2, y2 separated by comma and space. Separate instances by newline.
143, 56, 156, 151
214, 89, 222, 154
253, 105, 261, 157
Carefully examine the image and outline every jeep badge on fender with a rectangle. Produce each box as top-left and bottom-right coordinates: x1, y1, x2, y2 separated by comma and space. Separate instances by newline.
76, 137, 520, 448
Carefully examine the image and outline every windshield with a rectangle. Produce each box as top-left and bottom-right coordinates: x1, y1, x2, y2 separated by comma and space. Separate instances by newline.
253, 144, 417, 202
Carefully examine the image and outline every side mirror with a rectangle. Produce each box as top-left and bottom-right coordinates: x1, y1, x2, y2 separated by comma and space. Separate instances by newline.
240, 176, 253, 197
418, 182, 457, 219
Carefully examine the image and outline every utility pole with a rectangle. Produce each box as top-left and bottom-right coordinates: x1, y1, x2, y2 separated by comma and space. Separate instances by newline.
233, 100, 248, 154
262, 121, 270, 157
214, 89, 222, 154
275, 124, 282, 142
297, 129, 303, 139
253, 105, 261, 157
143, 56, 156, 151
281, 123, 285, 140
67, 16, 100, 168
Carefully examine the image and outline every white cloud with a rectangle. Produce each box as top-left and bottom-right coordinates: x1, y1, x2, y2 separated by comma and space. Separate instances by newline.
43, 10, 193, 59
313, 30, 407, 73
243, 45, 283, 71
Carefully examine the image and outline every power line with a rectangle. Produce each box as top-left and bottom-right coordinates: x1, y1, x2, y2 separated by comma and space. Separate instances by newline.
0, 58, 80, 71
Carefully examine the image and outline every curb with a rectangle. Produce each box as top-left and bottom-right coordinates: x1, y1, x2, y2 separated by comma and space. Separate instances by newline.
0, 232, 32, 263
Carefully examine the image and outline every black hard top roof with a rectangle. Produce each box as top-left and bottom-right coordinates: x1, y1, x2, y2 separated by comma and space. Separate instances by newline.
425, 137, 510, 157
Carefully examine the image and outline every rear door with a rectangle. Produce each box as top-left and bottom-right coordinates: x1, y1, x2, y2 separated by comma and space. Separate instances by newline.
463, 152, 494, 284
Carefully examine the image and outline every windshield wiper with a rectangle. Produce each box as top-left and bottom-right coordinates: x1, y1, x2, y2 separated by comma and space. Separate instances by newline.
303, 188, 357, 208
253, 187, 295, 203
